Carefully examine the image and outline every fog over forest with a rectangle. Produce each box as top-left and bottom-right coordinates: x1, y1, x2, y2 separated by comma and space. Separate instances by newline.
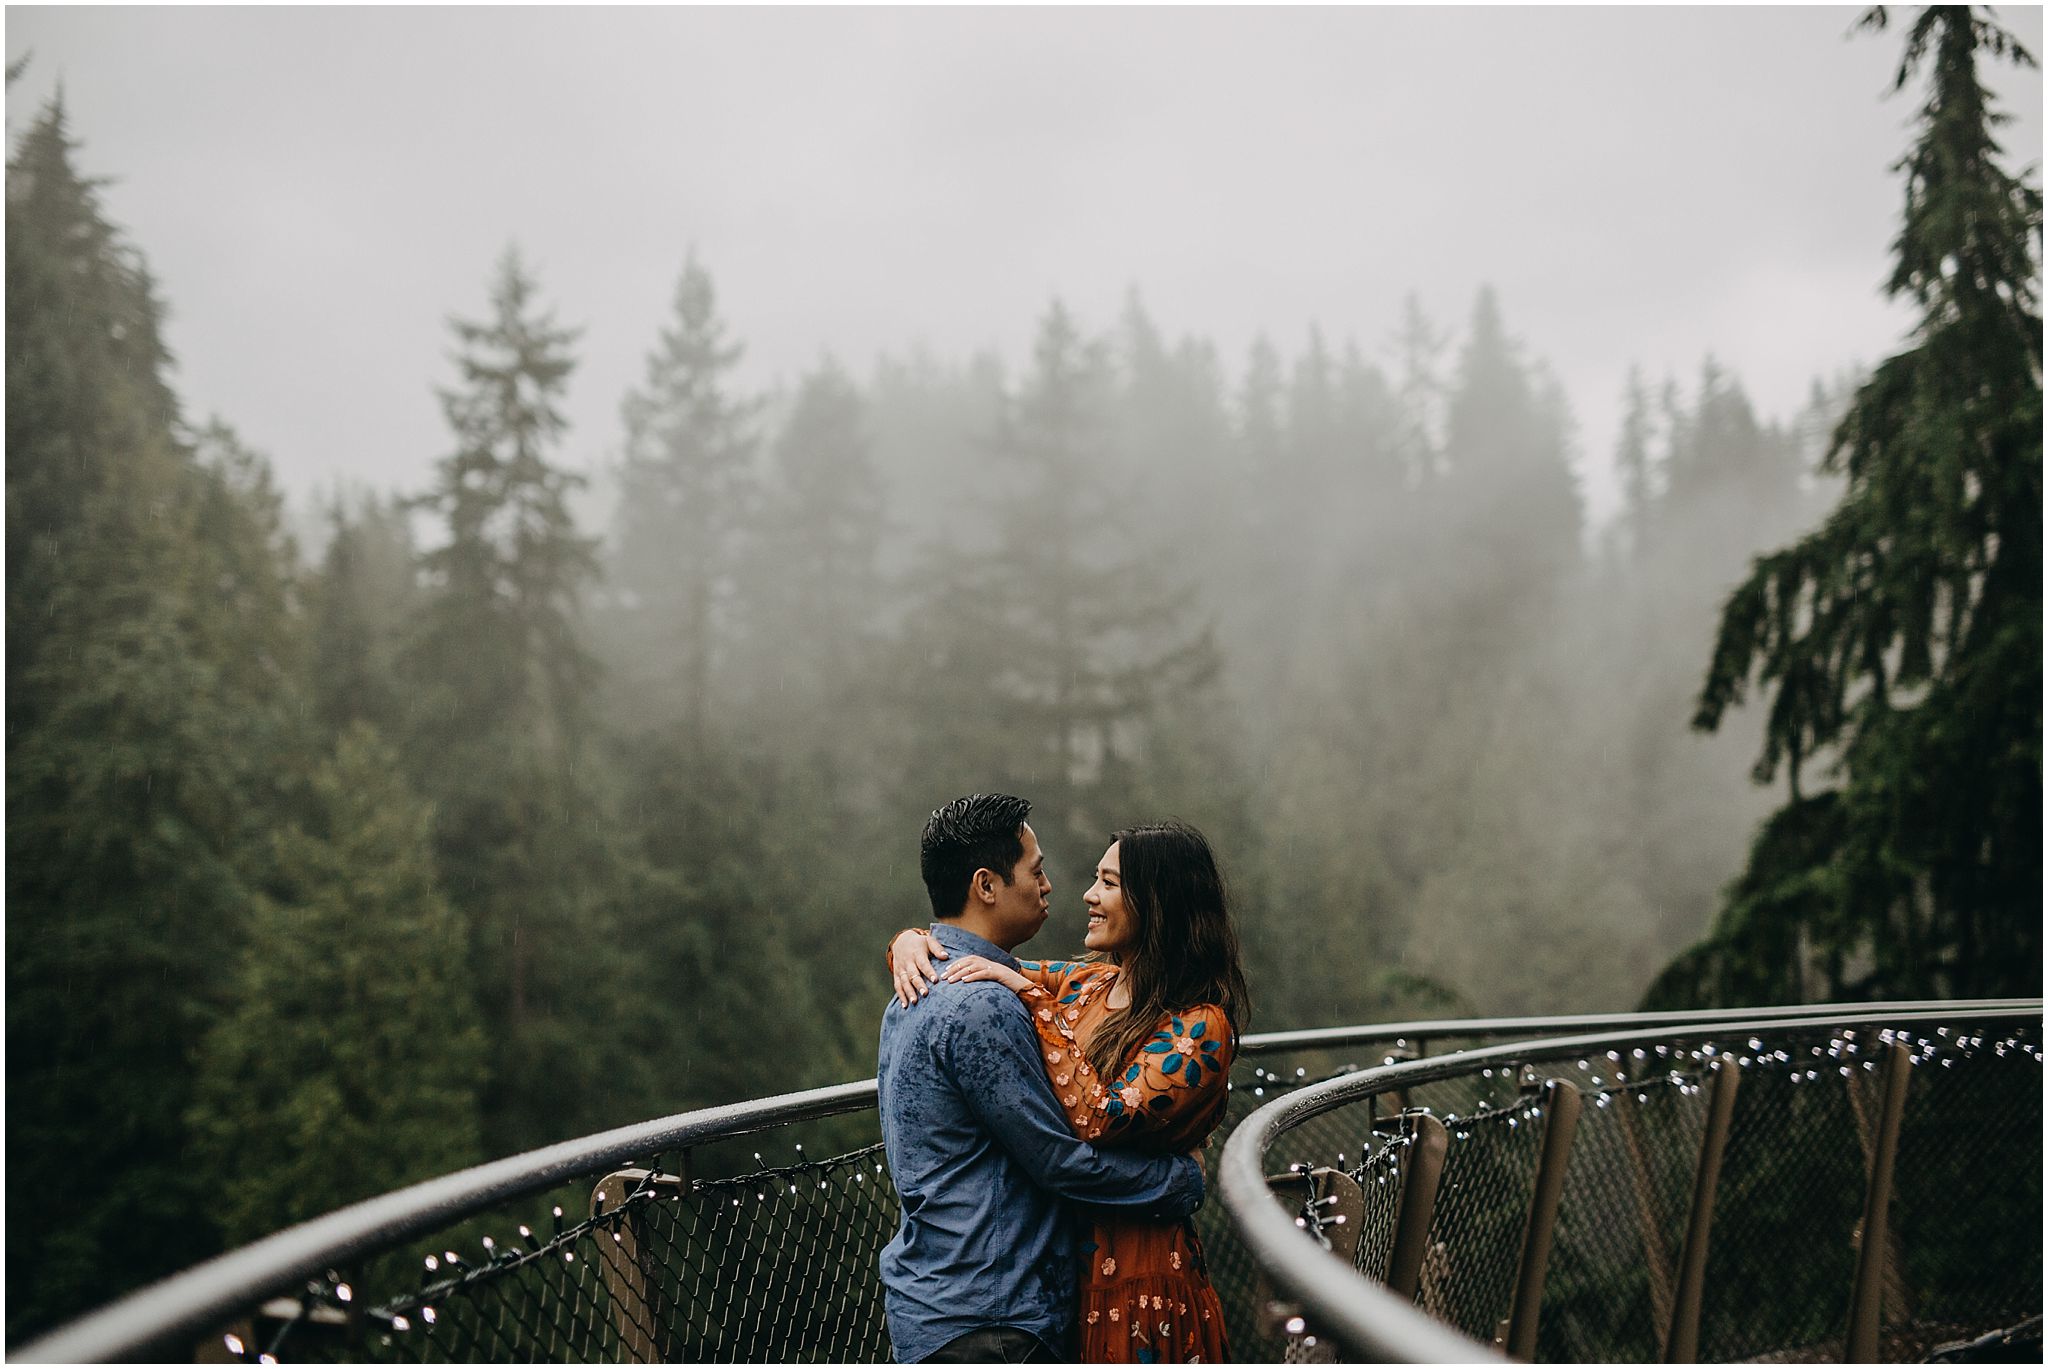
6, 5, 2041, 1345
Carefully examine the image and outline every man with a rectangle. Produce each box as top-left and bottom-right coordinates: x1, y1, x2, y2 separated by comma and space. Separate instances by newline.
877, 794, 1205, 1363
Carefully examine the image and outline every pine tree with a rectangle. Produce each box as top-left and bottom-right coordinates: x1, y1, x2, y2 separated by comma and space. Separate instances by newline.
6, 104, 308, 1338
743, 357, 884, 733
400, 248, 611, 1148
187, 725, 486, 1247
1607, 367, 1658, 566
309, 490, 418, 741
1650, 5, 2041, 1006
893, 302, 1216, 876
609, 251, 760, 738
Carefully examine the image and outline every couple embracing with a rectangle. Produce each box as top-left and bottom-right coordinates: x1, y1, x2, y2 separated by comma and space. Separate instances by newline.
876, 793, 1249, 1363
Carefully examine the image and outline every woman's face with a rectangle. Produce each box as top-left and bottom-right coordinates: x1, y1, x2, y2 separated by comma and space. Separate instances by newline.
1083, 841, 1138, 955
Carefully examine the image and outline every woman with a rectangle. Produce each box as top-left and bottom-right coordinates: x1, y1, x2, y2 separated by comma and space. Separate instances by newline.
888, 819, 1249, 1363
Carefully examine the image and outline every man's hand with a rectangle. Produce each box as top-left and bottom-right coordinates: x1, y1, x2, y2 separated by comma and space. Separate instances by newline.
891, 927, 949, 1008
940, 955, 1033, 995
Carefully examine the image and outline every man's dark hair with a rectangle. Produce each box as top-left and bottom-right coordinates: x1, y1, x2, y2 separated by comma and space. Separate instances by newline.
920, 793, 1033, 921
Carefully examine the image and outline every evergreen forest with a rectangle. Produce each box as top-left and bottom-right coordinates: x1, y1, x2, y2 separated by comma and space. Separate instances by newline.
6, 6, 2038, 1344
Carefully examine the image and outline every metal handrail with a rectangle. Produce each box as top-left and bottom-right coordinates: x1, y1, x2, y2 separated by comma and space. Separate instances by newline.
1217, 1000, 2044, 1363
19, 998, 2032, 1362
14, 1080, 876, 1364
1232, 997, 2043, 1055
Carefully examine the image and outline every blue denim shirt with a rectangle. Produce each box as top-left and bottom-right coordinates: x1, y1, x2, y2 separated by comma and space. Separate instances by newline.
876, 924, 1205, 1362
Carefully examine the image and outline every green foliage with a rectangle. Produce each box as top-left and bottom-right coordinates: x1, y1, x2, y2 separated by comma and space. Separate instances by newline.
606, 251, 761, 736
188, 725, 485, 1247
11, 20, 2039, 1337
5, 103, 310, 1341
398, 249, 614, 1152
309, 491, 418, 740
1657, 5, 2042, 1007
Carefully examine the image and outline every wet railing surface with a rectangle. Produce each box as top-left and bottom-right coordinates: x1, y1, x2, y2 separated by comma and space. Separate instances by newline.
1221, 1003, 2043, 1364
16, 1000, 2041, 1363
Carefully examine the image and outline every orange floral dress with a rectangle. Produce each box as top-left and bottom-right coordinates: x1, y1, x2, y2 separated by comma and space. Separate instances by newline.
1013, 958, 1235, 1364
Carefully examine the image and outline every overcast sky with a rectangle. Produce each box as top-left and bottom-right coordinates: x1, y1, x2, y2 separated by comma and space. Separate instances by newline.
7, 5, 2042, 531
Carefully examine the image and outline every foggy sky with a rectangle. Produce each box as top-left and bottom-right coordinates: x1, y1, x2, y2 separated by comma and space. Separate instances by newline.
6, 5, 2042, 530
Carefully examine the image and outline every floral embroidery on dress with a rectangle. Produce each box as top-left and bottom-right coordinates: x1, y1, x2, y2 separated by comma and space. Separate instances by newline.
1003, 957, 1234, 1362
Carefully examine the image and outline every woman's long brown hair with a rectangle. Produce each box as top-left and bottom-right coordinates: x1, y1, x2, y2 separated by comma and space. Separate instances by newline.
1083, 820, 1251, 1090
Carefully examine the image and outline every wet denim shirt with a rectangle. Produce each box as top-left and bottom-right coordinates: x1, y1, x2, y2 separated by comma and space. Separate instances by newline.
876, 924, 1205, 1363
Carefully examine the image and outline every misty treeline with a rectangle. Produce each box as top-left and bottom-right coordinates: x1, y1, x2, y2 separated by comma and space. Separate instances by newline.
7, 6, 2038, 1344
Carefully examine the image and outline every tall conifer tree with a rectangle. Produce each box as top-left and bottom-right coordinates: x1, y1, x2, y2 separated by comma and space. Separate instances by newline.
1652, 5, 2041, 1006
401, 249, 609, 1147
610, 252, 759, 738
6, 105, 306, 1338
187, 725, 486, 1246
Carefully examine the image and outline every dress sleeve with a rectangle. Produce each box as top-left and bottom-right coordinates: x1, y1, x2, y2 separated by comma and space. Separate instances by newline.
1012, 958, 1091, 994
882, 933, 1089, 996
1014, 967, 1116, 1131
1081, 1004, 1235, 1149
942, 989, 1205, 1221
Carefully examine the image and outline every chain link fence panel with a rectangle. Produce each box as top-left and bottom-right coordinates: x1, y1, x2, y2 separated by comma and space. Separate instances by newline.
130, 1012, 2040, 1365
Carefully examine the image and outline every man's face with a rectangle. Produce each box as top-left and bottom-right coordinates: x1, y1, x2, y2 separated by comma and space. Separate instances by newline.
987, 823, 1052, 949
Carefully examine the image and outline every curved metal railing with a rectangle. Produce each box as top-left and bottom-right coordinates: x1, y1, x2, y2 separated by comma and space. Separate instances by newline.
18, 999, 2041, 1362
1221, 1001, 2043, 1363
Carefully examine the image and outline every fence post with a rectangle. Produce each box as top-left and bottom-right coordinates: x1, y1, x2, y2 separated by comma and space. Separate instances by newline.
1844, 1040, 1915, 1325
1502, 1078, 1582, 1361
1262, 1165, 1365, 1363
1844, 1042, 1912, 1363
1612, 1064, 1677, 1343
1662, 1057, 1740, 1362
591, 1160, 690, 1364
1385, 1113, 1448, 1302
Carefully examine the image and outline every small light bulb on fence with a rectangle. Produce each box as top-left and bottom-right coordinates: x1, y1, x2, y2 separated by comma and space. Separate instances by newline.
424, 1256, 439, 1271
482, 1236, 495, 1251
519, 1226, 532, 1239
1285, 1317, 1307, 1335
336, 1284, 353, 1303
392, 1316, 410, 1332
224, 1335, 245, 1356
423, 1307, 437, 1325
